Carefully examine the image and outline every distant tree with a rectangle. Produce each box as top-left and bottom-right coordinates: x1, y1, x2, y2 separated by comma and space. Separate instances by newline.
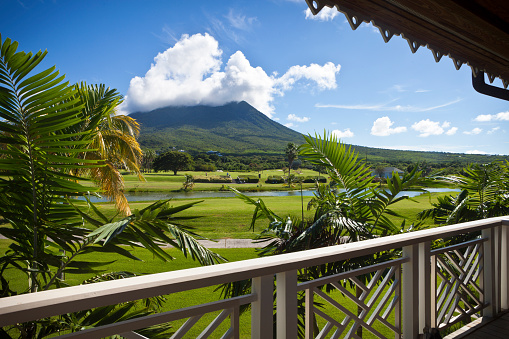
182, 174, 195, 190
141, 148, 157, 173
285, 142, 298, 177
374, 164, 386, 178
153, 151, 193, 175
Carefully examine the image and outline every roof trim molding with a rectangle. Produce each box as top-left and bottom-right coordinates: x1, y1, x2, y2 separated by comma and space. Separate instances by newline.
306, 0, 509, 91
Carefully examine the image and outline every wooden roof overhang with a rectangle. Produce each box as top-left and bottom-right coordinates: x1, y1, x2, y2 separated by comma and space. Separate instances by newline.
306, 0, 509, 100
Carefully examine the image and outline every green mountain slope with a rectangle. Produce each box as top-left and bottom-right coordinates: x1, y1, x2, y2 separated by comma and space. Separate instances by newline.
130, 101, 305, 154
131, 101, 507, 163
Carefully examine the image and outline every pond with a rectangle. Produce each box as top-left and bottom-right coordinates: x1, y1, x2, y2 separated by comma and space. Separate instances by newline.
82, 187, 460, 203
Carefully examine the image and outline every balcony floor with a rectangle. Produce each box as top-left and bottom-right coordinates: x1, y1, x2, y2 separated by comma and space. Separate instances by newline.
445, 312, 509, 338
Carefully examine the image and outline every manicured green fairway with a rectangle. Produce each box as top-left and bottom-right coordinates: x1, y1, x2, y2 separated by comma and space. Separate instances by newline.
91, 191, 452, 239
81, 170, 327, 192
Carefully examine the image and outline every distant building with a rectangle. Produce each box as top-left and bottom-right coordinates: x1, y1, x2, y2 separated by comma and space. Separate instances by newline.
206, 150, 223, 156
371, 167, 404, 179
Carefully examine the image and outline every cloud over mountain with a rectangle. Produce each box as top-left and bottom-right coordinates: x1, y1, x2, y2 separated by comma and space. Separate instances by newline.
121, 33, 340, 117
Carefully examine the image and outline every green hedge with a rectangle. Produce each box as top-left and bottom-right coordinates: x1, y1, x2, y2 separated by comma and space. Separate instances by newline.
237, 175, 259, 183
265, 176, 284, 184
302, 176, 327, 183
194, 176, 232, 183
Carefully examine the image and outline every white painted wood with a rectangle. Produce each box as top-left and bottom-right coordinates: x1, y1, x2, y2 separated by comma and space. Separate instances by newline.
482, 227, 495, 317
197, 308, 231, 339
1, 216, 508, 338
305, 288, 314, 339
119, 331, 149, 339
251, 275, 273, 339
170, 315, 202, 339
2, 216, 506, 328
402, 244, 419, 339
276, 270, 298, 339
502, 224, 509, 309
419, 241, 431, 334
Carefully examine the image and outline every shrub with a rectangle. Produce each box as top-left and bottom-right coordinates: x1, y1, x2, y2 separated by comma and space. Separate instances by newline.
302, 176, 327, 183
265, 176, 284, 184
238, 175, 259, 183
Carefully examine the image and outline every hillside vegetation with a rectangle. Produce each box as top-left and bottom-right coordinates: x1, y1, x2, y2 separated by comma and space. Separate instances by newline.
131, 101, 507, 164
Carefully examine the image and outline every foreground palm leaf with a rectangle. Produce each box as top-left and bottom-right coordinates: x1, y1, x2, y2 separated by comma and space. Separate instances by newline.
0, 35, 224, 339
70, 82, 144, 215
419, 161, 509, 225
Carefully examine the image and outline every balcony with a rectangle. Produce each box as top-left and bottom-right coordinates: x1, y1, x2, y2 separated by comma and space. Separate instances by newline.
1, 216, 508, 338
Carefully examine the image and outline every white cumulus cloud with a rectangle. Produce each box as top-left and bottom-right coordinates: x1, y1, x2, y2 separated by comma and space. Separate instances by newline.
411, 119, 457, 137
445, 127, 458, 135
474, 111, 509, 122
464, 128, 482, 135
287, 114, 310, 123
304, 7, 339, 21
121, 33, 341, 117
371, 117, 407, 136
332, 128, 354, 138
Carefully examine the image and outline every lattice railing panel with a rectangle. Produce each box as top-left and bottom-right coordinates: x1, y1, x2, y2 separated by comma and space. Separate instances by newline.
431, 239, 487, 330
299, 259, 405, 339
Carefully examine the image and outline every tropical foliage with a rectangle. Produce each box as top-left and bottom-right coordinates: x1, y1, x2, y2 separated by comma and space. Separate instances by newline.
70, 82, 143, 215
419, 161, 509, 225
0, 35, 223, 338
285, 142, 298, 177
221, 132, 425, 337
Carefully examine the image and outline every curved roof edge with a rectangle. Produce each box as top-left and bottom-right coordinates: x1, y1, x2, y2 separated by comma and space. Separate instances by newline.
306, 0, 509, 89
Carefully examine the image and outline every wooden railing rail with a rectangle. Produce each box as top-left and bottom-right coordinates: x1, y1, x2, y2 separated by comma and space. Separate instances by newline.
0, 216, 508, 338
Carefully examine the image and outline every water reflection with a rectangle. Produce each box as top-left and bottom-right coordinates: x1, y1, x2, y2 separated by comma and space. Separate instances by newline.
82, 187, 459, 203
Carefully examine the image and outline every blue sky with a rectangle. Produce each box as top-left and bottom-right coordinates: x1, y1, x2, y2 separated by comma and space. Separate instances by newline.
2, 0, 508, 155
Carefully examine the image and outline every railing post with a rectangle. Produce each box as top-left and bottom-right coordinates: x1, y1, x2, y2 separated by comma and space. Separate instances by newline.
502, 221, 509, 310
251, 275, 274, 339
305, 288, 313, 339
482, 227, 495, 317
276, 270, 298, 339
419, 241, 431, 334
403, 244, 419, 339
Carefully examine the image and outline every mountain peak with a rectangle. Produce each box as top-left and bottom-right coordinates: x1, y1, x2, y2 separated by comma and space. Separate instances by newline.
130, 102, 304, 154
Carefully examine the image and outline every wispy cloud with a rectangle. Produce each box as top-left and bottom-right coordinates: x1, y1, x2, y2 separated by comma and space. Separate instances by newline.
488, 127, 500, 134
284, 122, 296, 128
225, 9, 257, 30
316, 98, 461, 112
377, 144, 493, 154
463, 128, 482, 135
465, 150, 488, 154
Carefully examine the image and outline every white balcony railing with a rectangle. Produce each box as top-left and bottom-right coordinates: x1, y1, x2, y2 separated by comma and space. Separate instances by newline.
1, 216, 508, 338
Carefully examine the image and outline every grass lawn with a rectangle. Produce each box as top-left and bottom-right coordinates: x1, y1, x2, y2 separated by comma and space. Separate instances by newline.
89, 191, 452, 239
80, 169, 326, 192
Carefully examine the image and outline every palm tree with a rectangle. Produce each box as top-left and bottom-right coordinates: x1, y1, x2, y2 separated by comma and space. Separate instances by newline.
285, 142, 298, 178
0, 35, 224, 338
419, 161, 509, 225
142, 148, 157, 172
223, 132, 424, 337
70, 82, 144, 215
